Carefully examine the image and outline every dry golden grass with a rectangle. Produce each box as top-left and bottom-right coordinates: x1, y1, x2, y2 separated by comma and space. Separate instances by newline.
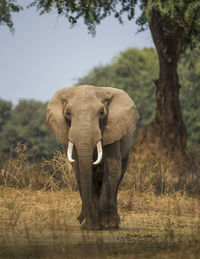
0, 188, 200, 258
1, 143, 200, 195
0, 143, 77, 191
0, 145, 200, 257
1, 188, 200, 254
119, 191, 200, 241
121, 147, 200, 195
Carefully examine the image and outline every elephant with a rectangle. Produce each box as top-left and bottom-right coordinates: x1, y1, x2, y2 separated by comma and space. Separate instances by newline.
46, 85, 139, 230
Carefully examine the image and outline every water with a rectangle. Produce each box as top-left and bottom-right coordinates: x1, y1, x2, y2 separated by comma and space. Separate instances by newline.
1, 228, 200, 258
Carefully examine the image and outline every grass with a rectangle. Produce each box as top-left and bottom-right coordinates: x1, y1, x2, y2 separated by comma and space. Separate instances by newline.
0, 143, 77, 191
0, 144, 200, 257
1, 188, 200, 258
1, 143, 200, 195
121, 146, 200, 195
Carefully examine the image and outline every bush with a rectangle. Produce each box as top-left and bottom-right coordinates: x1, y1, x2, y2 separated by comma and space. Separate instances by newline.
0, 143, 77, 191
121, 147, 200, 195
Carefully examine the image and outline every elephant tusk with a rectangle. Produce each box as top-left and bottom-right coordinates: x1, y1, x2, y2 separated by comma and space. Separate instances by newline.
67, 141, 75, 163
93, 141, 103, 165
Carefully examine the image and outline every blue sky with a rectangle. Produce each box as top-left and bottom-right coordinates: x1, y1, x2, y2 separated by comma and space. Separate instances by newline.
0, 5, 154, 105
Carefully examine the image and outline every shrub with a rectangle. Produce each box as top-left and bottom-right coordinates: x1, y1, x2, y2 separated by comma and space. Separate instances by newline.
0, 143, 77, 191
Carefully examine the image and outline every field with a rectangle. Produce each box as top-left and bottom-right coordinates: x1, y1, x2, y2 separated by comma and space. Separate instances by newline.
0, 145, 200, 258
1, 188, 200, 258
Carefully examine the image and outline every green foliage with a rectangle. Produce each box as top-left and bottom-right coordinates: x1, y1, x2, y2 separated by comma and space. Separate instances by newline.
0, 0, 22, 31
29, 0, 200, 47
1, 0, 200, 45
0, 99, 12, 131
0, 100, 58, 159
30, 0, 138, 35
77, 47, 200, 145
142, 0, 200, 47
179, 48, 200, 145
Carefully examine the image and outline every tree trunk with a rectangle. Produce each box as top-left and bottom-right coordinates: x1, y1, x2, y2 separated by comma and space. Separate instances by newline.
134, 10, 187, 159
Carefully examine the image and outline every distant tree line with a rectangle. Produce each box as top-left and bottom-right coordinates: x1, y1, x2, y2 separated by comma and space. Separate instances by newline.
0, 47, 199, 159
0, 99, 58, 159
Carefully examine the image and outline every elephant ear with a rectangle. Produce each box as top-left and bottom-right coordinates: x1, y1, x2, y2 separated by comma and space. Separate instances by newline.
102, 87, 139, 145
45, 87, 73, 144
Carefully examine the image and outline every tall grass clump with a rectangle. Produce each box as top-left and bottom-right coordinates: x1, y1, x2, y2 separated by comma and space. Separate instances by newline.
183, 145, 200, 194
0, 143, 200, 194
121, 151, 176, 194
121, 146, 200, 195
0, 143, 76, 191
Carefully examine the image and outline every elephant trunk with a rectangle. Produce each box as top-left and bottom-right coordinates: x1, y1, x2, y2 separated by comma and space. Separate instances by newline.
75, 142, 101, 229
67, 116, 102, 229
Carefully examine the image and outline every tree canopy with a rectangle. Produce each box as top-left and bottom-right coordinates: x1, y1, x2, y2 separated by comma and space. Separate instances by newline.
0, 0, 22, 31
3, 1, 200, 44
0, 99, 58, 159
29, 0, 200, 46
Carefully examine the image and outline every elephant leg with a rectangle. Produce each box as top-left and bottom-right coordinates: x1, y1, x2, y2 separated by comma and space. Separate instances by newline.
99, 142, 122, 229
120, 134, 132, 180
89, 164, 103, 226
121, 153, 130, 180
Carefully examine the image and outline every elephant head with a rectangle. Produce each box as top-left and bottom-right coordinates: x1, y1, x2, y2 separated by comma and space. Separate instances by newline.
46, 85, 139, 228
46, 85, 138, 157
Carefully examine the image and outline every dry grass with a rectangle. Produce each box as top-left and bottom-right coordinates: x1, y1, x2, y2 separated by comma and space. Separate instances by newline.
119, 191, 200, 242
1, 143, 200, 195
121, 147, 200, 195
0, 188, 200, 257
0, 144, 200, 257
0, 143, 77, 191
0, 188, 80, 237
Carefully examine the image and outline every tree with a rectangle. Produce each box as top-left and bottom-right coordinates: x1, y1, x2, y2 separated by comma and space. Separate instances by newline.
135, 1, 200, 158
0, 100, 58, 158
0, 99, 12, 131
0, 0, 22, 31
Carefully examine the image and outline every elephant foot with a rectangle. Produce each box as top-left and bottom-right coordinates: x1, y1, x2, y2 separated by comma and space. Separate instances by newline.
81, 221, 102, 231
77, 211, 85, 224
101, 214, 120, 230
103, 223, 119, 230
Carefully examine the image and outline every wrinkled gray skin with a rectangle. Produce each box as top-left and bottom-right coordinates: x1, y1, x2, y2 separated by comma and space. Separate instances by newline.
46, 85, 139, 230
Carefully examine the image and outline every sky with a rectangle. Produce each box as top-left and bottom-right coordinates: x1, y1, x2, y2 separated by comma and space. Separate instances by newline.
0, 4, 154, 105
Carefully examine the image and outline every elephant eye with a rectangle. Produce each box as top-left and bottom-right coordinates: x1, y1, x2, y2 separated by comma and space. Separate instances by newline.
65, 108, 71, 127
99, 108, 105, 117
65, 108, 71, 119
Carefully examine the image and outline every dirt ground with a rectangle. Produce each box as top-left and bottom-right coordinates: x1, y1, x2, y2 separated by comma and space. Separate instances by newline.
1, 187, 200, 258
